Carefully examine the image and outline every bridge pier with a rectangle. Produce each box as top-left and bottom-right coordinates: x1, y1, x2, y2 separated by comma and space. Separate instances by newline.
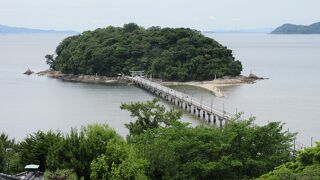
207, 113, 211, 123
129, 76, 232, 129
219, 118, 223, 128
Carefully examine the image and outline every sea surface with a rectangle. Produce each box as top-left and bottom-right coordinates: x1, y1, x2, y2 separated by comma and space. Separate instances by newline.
0, 33, 319, 145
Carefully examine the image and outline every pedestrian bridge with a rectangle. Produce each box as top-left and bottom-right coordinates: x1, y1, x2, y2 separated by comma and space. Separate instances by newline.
126, 76, 235, 128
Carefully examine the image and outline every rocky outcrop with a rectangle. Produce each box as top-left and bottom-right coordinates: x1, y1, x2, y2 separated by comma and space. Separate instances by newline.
23, 68, 34, 75
37, 70, 126, 84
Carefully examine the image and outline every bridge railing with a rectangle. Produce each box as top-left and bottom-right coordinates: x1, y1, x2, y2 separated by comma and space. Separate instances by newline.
129, 76, 235, 119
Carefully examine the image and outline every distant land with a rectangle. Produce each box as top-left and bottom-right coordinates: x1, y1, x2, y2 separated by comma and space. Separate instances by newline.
203, 28, 273, 34
271, 22, 320, 34
0, 24, 77, 34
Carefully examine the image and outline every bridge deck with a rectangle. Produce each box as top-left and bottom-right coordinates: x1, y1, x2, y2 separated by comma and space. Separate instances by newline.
127, 76, 234, 120
126, 76, 310, 150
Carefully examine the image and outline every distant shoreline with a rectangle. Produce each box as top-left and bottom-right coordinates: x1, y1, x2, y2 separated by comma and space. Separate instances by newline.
36, 70, 265, 97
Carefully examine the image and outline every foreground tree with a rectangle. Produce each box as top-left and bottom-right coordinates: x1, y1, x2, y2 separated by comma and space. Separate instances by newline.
129, 116, 295, 179
259, 142, 320, 179
120, 98, 182, 138
0, 133, 21, 174
44, 169, 77, 180
46, 124, 122, 179
18, 131, 62, 172
90, 139, 148, 180
0, 141, 5, 172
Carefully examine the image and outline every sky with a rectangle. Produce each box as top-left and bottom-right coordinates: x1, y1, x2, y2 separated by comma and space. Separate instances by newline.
0, 0, 319, 32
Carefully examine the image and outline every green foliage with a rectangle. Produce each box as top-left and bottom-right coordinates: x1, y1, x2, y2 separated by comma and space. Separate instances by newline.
46, 124, 122, 179
18, 131, 62, 172
44, 169, 78, 180
1, 101, 298, 179
0, 141, 5, 172
120, 98, 182, 137
129, 118, 295, 179
48, 23, 242, 81
0, 133, 21, 174
259, 142, 320, 179
90, 139, 148, 180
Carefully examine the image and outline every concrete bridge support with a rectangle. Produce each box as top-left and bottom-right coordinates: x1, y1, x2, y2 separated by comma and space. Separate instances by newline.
171, 97, 174, 103
207, 113, 211, 123
219, 118, 223, 128
128, 76, 232, 129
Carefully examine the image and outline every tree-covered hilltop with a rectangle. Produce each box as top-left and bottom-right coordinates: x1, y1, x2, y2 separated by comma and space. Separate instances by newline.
47, 23, 242, 81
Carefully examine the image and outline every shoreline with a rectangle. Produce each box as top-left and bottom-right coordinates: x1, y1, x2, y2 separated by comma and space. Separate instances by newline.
37, 70, 126, 84
36, 70, 265, 97
157, 75, 265, 97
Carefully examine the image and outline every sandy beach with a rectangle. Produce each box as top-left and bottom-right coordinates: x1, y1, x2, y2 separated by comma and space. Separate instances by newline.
160, 75, 264, 97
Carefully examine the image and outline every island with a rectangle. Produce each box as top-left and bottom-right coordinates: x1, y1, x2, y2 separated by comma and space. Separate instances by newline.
271, 22, 320, 34
0, 24, 77, 34
45, 23, 242, 82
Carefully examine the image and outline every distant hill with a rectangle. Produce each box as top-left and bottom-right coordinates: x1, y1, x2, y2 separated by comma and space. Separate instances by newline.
271, 22, 320, 34
204, 28, 273, 34
0, 24, 77, 34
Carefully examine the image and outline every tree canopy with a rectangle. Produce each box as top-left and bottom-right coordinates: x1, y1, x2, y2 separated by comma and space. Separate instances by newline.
47, 23, 242, 81
259, 142, 320, 179
120, 99, 296, 179
1, 99, 309, 179
120, 98, 182, 138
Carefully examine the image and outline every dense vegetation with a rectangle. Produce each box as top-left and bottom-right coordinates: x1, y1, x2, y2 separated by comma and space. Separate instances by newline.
0, 99, 304, 179
259, 142, 320, 179
46, 23, 242, 81
271, 22, 320, 34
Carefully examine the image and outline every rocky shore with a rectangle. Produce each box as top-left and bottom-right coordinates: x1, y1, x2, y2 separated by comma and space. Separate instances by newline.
37, 70, 126, 84
37, 70, 265, 97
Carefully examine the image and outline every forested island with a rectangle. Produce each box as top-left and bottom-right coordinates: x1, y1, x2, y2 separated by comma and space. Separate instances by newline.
46, 23, 242, 81
271, 22, 320, 34
1, 99, 319, 179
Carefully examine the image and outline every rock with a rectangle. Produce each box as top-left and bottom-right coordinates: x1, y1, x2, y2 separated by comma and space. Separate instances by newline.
248, 73, 259, 79
24, 68, 34, 75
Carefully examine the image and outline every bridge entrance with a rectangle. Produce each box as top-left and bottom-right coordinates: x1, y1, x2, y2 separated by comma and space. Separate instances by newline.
130, 71, 144, 77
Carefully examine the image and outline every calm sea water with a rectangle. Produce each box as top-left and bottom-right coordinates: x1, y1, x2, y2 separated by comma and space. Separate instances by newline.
0, 33, 319, 145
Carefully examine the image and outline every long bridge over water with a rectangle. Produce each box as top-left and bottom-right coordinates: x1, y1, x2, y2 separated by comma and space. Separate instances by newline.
126, 74, 235, 128
126, 74, 309, 150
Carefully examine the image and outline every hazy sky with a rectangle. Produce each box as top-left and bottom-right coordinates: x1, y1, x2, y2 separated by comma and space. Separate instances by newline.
0, 0, 319, 31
